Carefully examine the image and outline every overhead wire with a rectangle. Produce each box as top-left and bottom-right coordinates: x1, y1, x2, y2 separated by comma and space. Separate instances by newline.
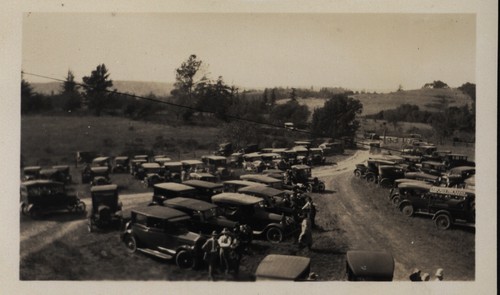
21, 70, 406, 153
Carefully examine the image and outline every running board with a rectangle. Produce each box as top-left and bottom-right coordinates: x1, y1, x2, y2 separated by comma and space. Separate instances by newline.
137, 248, 174, 260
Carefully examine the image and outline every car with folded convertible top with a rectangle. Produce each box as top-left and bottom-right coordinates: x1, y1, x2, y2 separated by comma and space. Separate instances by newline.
255, 254, 316, 281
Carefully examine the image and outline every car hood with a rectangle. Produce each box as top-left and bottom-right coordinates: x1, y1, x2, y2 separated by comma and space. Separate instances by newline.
177, 231, 201, 244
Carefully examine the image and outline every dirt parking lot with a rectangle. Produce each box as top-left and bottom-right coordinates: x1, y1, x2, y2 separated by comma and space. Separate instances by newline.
20, 149, 474, 281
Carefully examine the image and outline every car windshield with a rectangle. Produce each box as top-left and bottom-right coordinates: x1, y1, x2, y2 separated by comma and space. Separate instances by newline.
145, 167, 162, 173
28, 184, 65, 196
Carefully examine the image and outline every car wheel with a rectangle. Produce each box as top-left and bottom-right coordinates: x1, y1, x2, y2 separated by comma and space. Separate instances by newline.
20, 203, 28, 216
176, 250, 195, 269
76, 201, 86, 214
266, 227, 283, 243
124, 235, 138, 253
306, 184, 313, 193
366, 174, 376, 183
391, 195, 401, 207
318, 182, 325, 192
354, 170, 362, 177
401, 204, 414, 217
435, 214, 451, 230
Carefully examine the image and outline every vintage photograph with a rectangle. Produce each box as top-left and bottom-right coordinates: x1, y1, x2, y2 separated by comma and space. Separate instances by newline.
18, 12, 478, 282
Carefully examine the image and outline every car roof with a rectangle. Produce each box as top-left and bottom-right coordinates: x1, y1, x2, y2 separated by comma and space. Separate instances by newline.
447, 153, 467, 157
238, 185, 284, 197
91, 184, 118, 192
92, 156, 110, 162
155, 157, 171, 161
450, 166, 475, 173
398, 182, 432, 189
114, 156, 129, 160
141, 163, 161, 168
191, 172, 215, 177
223, 180, 266, 187
206, 155, 227, 160
255, 255, 311, 280
404, 172, 438, 180
239, 174, 281, 183
131, 205, 190, 220
154, 182, 195, 191
181, 160, 204, 165
292, 146, 309, 152
260, 153, 280, 157
183, 180, 222, 189
243, 152, 261, 158
21, 180, 63, 187
90, 167, 109, 173
39, 168, 58, 174
262, 169, 284, 174
346, 250, 394, 279
163, 161, 183, 166
211, 193, 263, 205
164, 197, 217, 211
134, 155, 148, 158
291, 164, 311, 170
131, 159, 147, 163
24, 166, 41, 170
52, 165, 69, 169
421, 161, 445, 166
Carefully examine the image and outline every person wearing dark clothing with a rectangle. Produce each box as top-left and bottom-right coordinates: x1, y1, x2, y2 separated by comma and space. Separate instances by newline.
202, 231, 219, 281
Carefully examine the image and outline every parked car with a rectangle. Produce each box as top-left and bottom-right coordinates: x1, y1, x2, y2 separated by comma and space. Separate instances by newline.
443, 154, 475, 169
88, 184, 122, 232
346, 250, 394, 281
182, 180, 223, 202
319, 142, 344, 156
52, 165, 72, 184
419, 161, 447, 176
121, 205, 205, 269
255, 255, 315, 281
154, 157, 172, 167
240, 174, 282, 189
215, 142, 233, 157
282, 149, 298, 166
222, 180, 266, 193
389, 181, 432, 206
133, 154, 149, 161
211, 193, 296, 243
449, 166, 476, 179
20, 180, 86, 219
91, 156, 112, 172
397, 186, 475, 230
181, 160, 204, 173
39, 168, 68, 184
86, 167, 111, 186
204, 155, 233, 179
237, 185, 298, 219
353, 159, 396, 183
377, 165, 405, 188
404, 171, 440, 184
261, 169, 285, 180
188, 172, 217, 183
23, 166, 41, 181
112, 156, 130, 173
289, 165, 325, 192
137, 163, 165, 187
292, 146, 309, 164
163, 162, 183, 183
129, 158, 148, 176
260, 153, 282, 170
228, 152, 244, 168
306, 148, 326, 166
242, 152, 263, 172
162, 197, 250, 244
151, 182, 197, 205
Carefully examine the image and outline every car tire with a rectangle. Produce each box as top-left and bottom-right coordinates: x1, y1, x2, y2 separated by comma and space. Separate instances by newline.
435, 214, 451, 230
306, 184, 313, 193
175, 250, 195, 269
76, 201, 86, 214
391, 195, 401, 207
354, 170, 362, 177
401, 204, 414, 217
366, 174, 376, 183
318, 182, 325, 192
266, 227, 283, 243
124, 235, 138, 253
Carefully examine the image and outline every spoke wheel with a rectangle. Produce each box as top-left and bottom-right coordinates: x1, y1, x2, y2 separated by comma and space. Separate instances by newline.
435, 214, 451, 230
354, 170, 362, 177
366, 174, 376, 183
266, 227, 283, 243
124, 235, 138, 253
391, 196, 401, 207
176, 250, 195, 269
401, 204, 414, 217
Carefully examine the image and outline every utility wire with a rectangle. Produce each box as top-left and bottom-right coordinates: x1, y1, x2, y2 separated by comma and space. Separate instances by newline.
21, 70, 406, 153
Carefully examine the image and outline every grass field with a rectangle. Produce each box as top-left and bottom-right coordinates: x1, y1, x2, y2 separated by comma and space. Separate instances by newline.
21, 115, 220, 166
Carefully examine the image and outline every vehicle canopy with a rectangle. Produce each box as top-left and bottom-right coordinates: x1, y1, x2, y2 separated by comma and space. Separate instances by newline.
154, 182, 196, 193
255, 255, 311, 281
114, 156, 129, 161
39, 168, 59, 177
397, 182, 433, 190
52, 165, 70, 172
90, 166, 109, 175
243, 153, 262, 161
90, 184, 119, 210
238, 185, 285, 199
291, 164, 311, 171
163, 162, 183, 171
346, 250, 394, 281
24, 166, 42, 173
449, 166, 476, 177
133, 155, 149, 160
92, 157, 110, 165
404, 172, 439, 182
183, 179, 222, 190
292, 146, 309, 154
164, 197, 218, 212
211, 193, 263, 206
20, 180, 66, 202
182, 159, 204, 165
309, 148, 323, 154
131, 205, 190, 222
240, 174, 282, 185
260, 153, 281, 161
206, 155, 227, 161
141, 162, 162, 169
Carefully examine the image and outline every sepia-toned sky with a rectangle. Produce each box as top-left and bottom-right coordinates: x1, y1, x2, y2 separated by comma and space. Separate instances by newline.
22, 13, 475, 91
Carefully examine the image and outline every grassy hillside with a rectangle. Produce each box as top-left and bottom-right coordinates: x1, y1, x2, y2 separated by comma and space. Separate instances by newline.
21, 115, 219, 166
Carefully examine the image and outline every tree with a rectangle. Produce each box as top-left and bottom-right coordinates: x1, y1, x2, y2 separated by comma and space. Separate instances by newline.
290, 88, 298, 102
60, 70, 81, 112
21, 79, 49, 113
311, 93, 363, 138
171, 55, 207, 121
82, 64, 113, 116
270, 99, 309, 128
196, 76, 234, 121
270, 88, 277, 106
432, 80, 449, 89
397, 84, 404, 92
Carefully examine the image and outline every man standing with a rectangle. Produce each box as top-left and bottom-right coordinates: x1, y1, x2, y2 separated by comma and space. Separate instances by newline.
202, 231, 219, 281
298, 217, 313, 250
434, 268, 444, 281
218, 228, 233, 275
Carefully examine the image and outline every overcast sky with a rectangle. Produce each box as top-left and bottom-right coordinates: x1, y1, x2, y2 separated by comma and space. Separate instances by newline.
22, 13, 475, 91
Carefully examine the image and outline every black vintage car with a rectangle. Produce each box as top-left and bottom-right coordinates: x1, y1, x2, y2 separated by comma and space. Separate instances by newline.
182, 180, 223, 202
211, 193, 296, 243
419, 161, 447, 176
88, 184, 122, 232
151, 182, 197, 205
346, 250, 394, 281
442, 154, 475, 169
163, 162, 183, 183
389, 181, 432, 207
52, 165, 72, 184
306, 148, 326, 166
121, 205, 205, 269
237, 185, 297, 219
289, 165, 325, 192
137, 162, 165, 187
112, 156, 130, 173
129, 158, 148, 176
354, 159, 396, 183
222, 180, 266, 193
162, 197, 244, 238
89, 167, 111, 186
20, 180, 86, 219
39, 168, 68, 184
22, 166, 41, 181
377, 165, 405, 188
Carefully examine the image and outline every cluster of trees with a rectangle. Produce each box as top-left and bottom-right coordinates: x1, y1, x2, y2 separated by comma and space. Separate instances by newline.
422, 80, 450, 89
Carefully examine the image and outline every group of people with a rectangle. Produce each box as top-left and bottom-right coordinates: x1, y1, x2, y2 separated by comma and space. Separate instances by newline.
409, 268, 444, 281
202, 227, 245, 280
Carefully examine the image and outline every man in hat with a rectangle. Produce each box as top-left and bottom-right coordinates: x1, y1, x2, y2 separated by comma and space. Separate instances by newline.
218, 227, 233, 275
421, 272, 430, 281
202, 230, 219, 281
434, 268, 444, 281
409, 268, 422, 281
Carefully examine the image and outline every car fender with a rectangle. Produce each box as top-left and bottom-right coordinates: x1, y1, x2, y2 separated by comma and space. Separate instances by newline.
432, 210, 452, 221
398, 200, 412, 210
